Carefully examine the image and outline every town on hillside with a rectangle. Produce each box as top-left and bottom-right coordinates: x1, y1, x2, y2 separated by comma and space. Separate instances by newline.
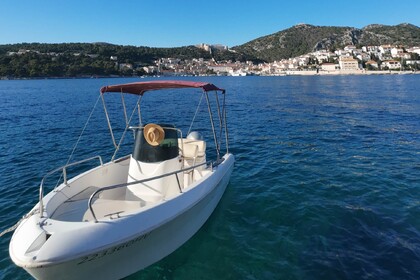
4, 43, 420, 78
150, 44, 420, 76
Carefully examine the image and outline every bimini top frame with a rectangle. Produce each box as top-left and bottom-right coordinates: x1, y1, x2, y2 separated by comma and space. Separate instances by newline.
99, 80, 229, 161
100, 80, 225, 95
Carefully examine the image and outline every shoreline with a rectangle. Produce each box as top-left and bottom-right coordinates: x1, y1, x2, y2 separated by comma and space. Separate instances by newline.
271, 70, 420, 76
1, 70, 419, 80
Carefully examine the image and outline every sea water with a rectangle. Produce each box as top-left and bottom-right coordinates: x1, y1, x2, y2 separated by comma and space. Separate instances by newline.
0, 75, 419, 279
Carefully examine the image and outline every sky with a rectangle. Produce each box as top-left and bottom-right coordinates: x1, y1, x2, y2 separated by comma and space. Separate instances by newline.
1, 0, 419, 48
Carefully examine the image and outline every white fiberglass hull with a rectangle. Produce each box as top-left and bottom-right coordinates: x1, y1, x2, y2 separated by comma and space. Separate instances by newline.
10, 154, 234, 280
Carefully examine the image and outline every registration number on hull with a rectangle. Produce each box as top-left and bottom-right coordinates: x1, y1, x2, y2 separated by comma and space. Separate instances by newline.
77, 232, 150, 265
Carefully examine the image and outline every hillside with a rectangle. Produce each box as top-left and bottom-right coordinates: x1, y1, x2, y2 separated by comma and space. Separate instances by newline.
0, 43, 250, 77
233, 23, 420, 62
1, 23, 419, 77
361, 23, 420, 46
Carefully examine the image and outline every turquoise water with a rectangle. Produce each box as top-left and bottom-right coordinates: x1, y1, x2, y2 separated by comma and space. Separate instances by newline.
0, 76, 419, 279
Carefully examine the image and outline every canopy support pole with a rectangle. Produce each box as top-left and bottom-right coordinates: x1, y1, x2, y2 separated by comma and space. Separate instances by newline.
121, 92, 128, 126
138, 95, 143, 126
215, 92, 224, 155
205, 91, 220, 160
222, 92, 230, 154
111, 94, 143, 161
101, 92, 118, 149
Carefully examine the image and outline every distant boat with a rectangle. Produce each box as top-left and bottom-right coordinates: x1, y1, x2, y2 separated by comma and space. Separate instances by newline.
229, 69, 248, 76
9, 80, 235, 280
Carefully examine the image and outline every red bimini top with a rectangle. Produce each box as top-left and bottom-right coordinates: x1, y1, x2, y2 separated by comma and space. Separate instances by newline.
100, 80, 225, 95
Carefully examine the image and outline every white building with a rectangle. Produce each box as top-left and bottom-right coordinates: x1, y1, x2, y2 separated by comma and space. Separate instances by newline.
362, 46, 379, 53
339, 57, 360, 70
197, 43, 228, 52
321, 63, 338, 71
356, 53, 371, 61
208, 64, 234, 74
297, 56, 310, 66
379, 45, 393, 54
366, 60, 379, 69
407, 47, 420, 55
335, 50, 352, 57
382, 60, 401, 70
312, 50, 334, 62
142, 66, 158, 73
391, 48, 405, 58
344, 45, 357, 52
405, 60, 420, 65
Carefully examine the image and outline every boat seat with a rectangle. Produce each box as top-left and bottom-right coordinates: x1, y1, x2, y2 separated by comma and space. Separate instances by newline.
182, 143, 198, 159
178, 139, 206, 157
179, 139, 209, 187
126, 155, 183, 202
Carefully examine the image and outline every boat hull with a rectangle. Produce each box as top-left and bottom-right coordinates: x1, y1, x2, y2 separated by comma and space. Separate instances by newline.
13, 154, 234, 280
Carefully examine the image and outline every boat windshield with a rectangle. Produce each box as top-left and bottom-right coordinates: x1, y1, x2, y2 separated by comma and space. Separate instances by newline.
132, 124, 179, 163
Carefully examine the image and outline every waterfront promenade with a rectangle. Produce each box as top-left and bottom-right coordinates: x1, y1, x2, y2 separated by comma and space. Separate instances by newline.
281, 69, 420, 76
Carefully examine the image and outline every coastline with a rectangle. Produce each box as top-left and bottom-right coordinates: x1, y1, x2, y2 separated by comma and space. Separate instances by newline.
1, 70, 419, 80
271, 69, 420, 76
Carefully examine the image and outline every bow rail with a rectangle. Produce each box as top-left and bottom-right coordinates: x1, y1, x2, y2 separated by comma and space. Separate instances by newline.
39, 155, 103, 218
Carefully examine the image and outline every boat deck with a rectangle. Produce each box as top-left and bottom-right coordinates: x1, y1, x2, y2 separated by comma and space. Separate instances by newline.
49, 143, 209, 223
51, 187, 146, 222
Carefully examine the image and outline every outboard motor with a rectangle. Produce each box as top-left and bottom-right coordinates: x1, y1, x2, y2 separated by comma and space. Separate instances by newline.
126, 124, 183, 202
186, 131, 203, 141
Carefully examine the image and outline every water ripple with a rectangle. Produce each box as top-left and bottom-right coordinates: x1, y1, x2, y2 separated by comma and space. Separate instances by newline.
0, 76, 419, 280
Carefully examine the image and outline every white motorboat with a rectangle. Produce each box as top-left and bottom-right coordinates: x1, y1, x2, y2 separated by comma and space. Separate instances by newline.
9, 80, 234, 279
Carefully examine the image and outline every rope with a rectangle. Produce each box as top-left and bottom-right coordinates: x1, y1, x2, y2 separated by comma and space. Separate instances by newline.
0, 209, 40, 238
55, 94, 101, 188
111, 95, 142, 161
66, 94, 102, 165
187, 92, 204, 136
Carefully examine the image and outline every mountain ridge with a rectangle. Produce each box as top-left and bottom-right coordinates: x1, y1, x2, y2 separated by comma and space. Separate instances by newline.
1, 23, 419, 77
232, 23, 420, 62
